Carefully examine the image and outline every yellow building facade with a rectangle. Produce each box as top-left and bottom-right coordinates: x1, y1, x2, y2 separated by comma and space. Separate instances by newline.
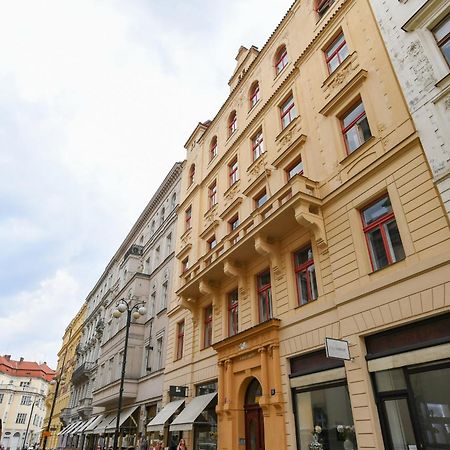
42, 304, 86, 450
163, 1, 450, 450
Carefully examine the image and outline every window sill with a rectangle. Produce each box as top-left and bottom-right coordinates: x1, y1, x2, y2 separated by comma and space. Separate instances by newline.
368, 257, 406, 276
156, 307, 167, 317
224, 179, 241, 197
247, 99, 261, 117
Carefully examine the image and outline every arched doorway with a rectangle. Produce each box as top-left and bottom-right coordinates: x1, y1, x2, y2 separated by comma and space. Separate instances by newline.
244, 378, 265, 450
11, 432, 20, 450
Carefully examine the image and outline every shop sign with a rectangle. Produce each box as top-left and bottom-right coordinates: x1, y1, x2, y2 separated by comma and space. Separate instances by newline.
169, 385, 188, 397
325, 337, 351, 360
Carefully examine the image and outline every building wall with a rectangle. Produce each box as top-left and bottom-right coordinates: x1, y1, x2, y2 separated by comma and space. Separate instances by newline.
368, 0, 450, 216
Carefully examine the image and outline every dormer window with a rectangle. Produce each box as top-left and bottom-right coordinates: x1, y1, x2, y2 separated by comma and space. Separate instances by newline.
274, 45, 288, 76
210, 136, 218, 161
249, 81, 260, 109
228, 111, 237, 137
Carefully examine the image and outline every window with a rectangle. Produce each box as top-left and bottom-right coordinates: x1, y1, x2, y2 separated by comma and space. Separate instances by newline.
228, 290, 239, 336
156, 336, 164, 371
155, 246, 160, 266
341, 100, 372, 153
207, 235, 217, 250
161, 281, 168, 310
287, 159, 304, 179
160, 207, 165, 225
294, 245, 318, 305
228, 111, 237, 137
229, 215, 239, 232
203, 305, 213, 348
185, 206, 192, 231
257, 270, 272, 322
280, 95, 297, 129
182, 257, 189, 273
171, 192, 177, 209
316, 0, 335, 18
254, 189, 268, 208
21, 395, 31, 406
432, 15, 450, 66
151, 220, 155, 234
210, 136, 218, 161
229, 158, 239, 185
208, 180, 218, 208
361, 195, 405, 271
16, 413, 27, 424
166, 233, 172, 255
275, 45, 288, 75
20, 381, 30, 387
325, 33, 349, 73
252, 129, 264, 160
0, 393, 4, 403
176, 320, 185, 360
188, 164, 195, 186
249, 81, 260, 109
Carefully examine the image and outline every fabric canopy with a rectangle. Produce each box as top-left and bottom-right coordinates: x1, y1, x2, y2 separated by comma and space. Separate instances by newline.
70, 421, 87, 435
91, 414, 116, 434
105, 405, 139, 432
83, 415, 104, 435
57, 421, 81, 436
146, 399, 185, 432
74, 416, 99, 435
170, 393, 217, 432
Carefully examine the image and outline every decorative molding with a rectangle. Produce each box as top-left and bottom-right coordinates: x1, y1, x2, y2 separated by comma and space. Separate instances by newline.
294, 200, 327, 250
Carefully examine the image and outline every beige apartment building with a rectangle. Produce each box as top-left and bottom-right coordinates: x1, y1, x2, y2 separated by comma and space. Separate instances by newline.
158, 0, 450, 450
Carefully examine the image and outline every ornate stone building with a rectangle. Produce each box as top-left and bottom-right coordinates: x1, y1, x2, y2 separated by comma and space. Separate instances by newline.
159, 1, 450, 450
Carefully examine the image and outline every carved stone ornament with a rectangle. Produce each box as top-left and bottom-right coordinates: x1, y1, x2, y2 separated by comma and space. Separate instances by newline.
205, 206, 218, 225
181, 229, 192, 246
248, 156, 267, 182
224, 183, 240, 205
277, 124, 297, 149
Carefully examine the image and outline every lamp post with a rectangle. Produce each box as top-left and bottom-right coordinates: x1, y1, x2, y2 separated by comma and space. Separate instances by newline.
23, 398, 39, 450
112, 298, 146, 450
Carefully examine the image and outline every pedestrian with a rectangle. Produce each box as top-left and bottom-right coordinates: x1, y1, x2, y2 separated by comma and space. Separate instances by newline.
176, 438, 187, 450
139, 433, 148, 450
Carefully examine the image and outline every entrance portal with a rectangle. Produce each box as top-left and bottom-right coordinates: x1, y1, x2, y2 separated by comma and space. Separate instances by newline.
244, 378, 265, 450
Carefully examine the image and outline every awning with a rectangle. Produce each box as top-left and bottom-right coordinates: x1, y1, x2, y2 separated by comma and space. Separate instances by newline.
170, 393, 217, 432
57, 421, 81, 436
105, 406, 139, 432
74, 416, 98, 435
91, 414, 116, 434
146, 399, 185, 432
70, 421, 87, 435
83, 415, 104, 435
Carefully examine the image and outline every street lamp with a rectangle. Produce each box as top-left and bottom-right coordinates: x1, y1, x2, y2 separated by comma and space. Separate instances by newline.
112, 298, 146, 450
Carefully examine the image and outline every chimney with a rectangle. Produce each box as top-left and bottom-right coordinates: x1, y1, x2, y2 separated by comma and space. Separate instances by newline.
20, 357, 24, 362
5, 355, 11, 360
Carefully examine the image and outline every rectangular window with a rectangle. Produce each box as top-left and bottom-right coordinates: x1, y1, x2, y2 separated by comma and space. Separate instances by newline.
294, 245, 318, 305
161, 281, 168, 310
210, 140, 218, 161
207, 235, 217, 250
254, 189, 268, 209
203, 305, 213, 348
181, 257, 189, 273
361, 195, 405, 271
287, 159, 304, 179
252, 130, 264, 160
150, 291, 156, 317
341, 101, 371, 153
156, 336, 164, 371
228, 290, 239, 336
166, 233, 172, 255
16, 413, 27, 424
176, 321, 185, 360
257, 270, 272, 323
185, 206, 192, 231
21, 395, 31, 406
280, 95, 297, 129
209, 180, 218, 208
155, 246, 160, 266
325, 33, 349, 73
229, 215, 239, 231
316, 0, 335, 18
0, 393, 4, 403
229, 158, 239, 185
432, 15, 450, 66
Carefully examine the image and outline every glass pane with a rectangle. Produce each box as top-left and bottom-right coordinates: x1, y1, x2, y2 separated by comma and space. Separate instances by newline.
296, 384, 357, 450
367, 227, 389, 270
384, 220, 405, 262
345, 126, 361, 153
433, 16, 450, 42
343, 102, 364, 129
308, 265, 318, 300
363, 197, 392, 225
258, 271, 270, 287
296, 247, 312, 266
374, 369, 407, 392
326, 34, 344, 58
441, 40, 450, 65
289, 160, 303, 178
356, 116, 371, 143
297, 272, 309, 305
259, 292, 269, 321
384, 398, 417, 450
338, 44, 349, 62
328, 55, 340, 72
410, 366, 450, 449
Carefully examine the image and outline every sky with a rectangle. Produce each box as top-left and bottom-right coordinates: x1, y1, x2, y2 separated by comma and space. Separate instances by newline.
0, 0, 294, 369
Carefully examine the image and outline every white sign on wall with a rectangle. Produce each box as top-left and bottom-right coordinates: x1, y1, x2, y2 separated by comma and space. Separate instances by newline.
325, 337, 351, 360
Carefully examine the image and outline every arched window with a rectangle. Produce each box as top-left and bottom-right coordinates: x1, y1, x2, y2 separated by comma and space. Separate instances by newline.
274, 44, 288, 75
249, 81, 260, 109
188, 164, 195, 186
228, 111, 237, 137
209, 136, 218, 161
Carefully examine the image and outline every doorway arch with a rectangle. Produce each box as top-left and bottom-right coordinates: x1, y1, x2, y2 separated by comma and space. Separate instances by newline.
244, 377, 265, 450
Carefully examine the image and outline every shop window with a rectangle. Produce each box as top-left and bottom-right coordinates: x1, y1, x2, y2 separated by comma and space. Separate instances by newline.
325, 32, 349, 73
274, 44, 288, 75
249, 81, 261, 109
254, 189, 268, 209
208, 180, 218, 209
287, 159, 304, 179
185, 206, 192, 231
257, 270, 272, 323
176, 320, 184, 360
203, 305, 213, 348
432, 15, 450, 67
280, 94, 297, 129
361, 195, 405, 271
188, 164, 195, 186
252, 129, 264, 160
229, 157, 239, 185
341, 100, 372, 153
294, 245, 318, 305
228, 289, 239, 336
228, 111, 237, 137
210, 136, 218, 161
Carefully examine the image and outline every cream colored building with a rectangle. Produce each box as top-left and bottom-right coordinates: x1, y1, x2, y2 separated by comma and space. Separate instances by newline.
159, 0, 450, 450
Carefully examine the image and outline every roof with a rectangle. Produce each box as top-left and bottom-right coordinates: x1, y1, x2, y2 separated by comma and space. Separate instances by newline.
0, 355, 56, 382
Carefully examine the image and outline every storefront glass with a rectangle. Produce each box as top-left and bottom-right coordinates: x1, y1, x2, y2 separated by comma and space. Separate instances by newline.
194, 382, 217, 450
294, 382, 357, 450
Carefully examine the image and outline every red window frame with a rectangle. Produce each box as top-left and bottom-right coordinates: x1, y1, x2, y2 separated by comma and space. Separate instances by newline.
275, 45, 288, 75
287, 159, 304, 179
229, 158, 239, 185
249, 82, 260, 108
316, 0, 334, 17
294, 245, 317, 305
185, 206, 192, 231
252, 130, 264, 160
228, 290, 239, 336
280, 95, 296, 129
203, 305, 213, 348
176, 320, 184, 360
210, 136, 218, 161
341, 100, 370, 153
325, 33, 348, 73
188, 164, 195, 186
208, 180, 218, 208
257, 270, 272, 323
228, 112, 237, 136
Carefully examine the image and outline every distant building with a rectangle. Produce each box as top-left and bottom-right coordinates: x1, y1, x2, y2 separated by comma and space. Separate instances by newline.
0, 355, 55, 450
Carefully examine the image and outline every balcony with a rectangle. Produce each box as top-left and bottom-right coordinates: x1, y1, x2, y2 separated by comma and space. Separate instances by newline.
59, 407, 73, 425
72, 362, 95, 385
92, 378, 138, 408
75, 397, 93, 419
